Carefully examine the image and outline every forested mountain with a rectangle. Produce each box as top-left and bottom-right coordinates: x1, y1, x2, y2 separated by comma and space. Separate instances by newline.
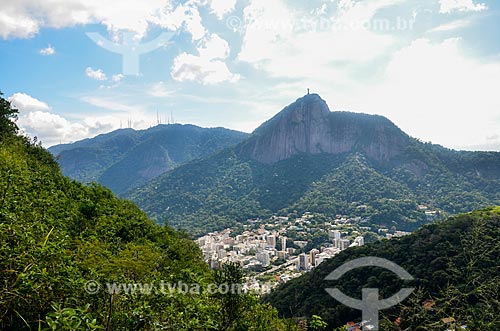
126, 94, 500, 234
49, 124, 249, 194
0, 92, 295, 331
265, 207, 500, 330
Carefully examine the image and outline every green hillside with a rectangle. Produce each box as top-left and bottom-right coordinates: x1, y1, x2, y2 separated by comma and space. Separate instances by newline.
265, 207, 500, 330
50, 124, 249, 195
127, 140, 499, 235
0, 92, 295, 331
125, 95, 499, 235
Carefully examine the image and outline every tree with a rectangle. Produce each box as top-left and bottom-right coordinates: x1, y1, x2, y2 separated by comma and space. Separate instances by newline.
212, 262, 246, 331
0, 91, 18, 137
308, 315, 328, 331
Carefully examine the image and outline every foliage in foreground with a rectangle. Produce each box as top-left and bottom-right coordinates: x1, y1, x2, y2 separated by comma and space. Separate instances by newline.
0, 92, 296, 330
266, 207, 500, 330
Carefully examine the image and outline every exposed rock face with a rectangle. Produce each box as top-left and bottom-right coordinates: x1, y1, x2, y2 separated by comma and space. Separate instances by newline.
239, 94, 410, 164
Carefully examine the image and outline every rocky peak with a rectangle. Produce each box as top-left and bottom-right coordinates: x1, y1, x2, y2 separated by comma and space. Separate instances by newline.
239, 94, 410, 164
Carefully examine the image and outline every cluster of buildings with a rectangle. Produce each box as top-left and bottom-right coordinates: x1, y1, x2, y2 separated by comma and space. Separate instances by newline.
197, 228, 287, 270
296, 230, 365, 271
197, 224, 365, 278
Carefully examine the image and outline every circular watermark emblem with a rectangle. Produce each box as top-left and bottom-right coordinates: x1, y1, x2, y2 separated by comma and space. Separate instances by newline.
84, 280, 101, 295
324, 257, 414, 330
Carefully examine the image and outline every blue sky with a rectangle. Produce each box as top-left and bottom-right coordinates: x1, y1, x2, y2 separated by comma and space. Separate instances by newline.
0, 0, 499, 150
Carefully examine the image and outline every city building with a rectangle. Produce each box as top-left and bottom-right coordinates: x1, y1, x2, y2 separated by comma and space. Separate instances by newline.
256, 251, 270, 267
281, 236, 287, 252
309, 249, 319, 267
339, 239, 351, 250
298, 253, 309, 271
329, 230, 341, 241
266, 235, 276, 249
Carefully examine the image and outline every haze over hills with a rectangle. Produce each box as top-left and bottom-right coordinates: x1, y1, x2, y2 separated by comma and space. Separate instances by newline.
49, 124, 249, 194
126, 94, 500, 234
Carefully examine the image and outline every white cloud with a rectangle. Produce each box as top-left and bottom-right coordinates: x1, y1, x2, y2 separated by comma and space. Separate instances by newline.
208, 0, 237, 19
9, 92, 157, 146
39, 44, 55, 56
19, 110, 88, 145
430, 19, 471, 32
439, 0, 487, 13
86, 67, 107, 81
172, 55, 240, 84
150, 0, 207, 41
111, 74, 124, 83
198, 33, 230, 60
335, 38, 500, 151
81, 95, 141, 113
8, 92, 117, 146
171, 33, 240, 84
80, 94, 156, 130
8, 93, 50, 111
149, 81, 175, 98
0, 0, 209, 40
0, 11, 39, 39
237, 0, 399, 79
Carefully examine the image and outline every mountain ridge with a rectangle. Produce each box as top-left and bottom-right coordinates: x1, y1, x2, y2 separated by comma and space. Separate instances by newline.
126, 95, 500, 234
50, 123, 249, 194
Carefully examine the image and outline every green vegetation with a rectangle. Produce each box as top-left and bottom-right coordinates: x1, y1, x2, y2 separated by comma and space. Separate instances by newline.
0, 91, 18, 137
308, 315, 328, 331
49, 124, 248, 195
127, 141, 499, 235
265, 207, 500, 330
0, 93, 295, 330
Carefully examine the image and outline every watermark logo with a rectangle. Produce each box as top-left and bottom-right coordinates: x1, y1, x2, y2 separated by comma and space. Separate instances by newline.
324, 257, 414, 330
84, 280, 101, 295
86, 31, 175, 75
83, 280, 270, 296
226, 15, 415, 33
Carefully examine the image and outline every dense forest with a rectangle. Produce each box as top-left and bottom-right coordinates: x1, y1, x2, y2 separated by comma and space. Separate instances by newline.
265, 207, 500, 330
0, 92, 298, 330
127, 142, 500, 235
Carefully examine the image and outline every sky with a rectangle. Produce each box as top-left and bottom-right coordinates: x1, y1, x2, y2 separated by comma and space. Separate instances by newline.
0, 0, 499, 150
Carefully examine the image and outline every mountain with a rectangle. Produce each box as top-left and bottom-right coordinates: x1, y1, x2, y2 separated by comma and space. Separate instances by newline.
265, 207, 500, 329
126, 94, 500, 234
0, 93, 295, 331
49, 124, 249, 194
239, 94, 409, 163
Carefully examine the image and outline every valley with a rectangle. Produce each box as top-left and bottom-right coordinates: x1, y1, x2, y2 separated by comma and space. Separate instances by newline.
2, 92, 499, 330
124, 94, 499, 236
3, 1, 500, 329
